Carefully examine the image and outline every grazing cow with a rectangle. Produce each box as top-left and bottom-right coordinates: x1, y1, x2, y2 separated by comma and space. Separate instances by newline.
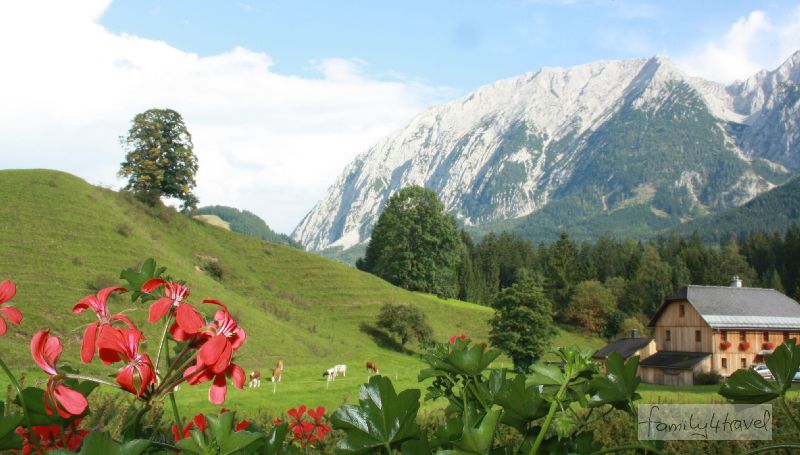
249, 370, 262, 388
366, 361, 379, 374
323, 364, 347, 381
271, 359, 284, 383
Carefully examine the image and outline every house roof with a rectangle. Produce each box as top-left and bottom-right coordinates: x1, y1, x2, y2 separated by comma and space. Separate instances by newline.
639, 351, 711, 370
594, 337, 653, 360
648, 286, 800, 329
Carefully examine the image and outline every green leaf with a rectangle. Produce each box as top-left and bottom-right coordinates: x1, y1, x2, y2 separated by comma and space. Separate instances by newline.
494, 375, 547, 433
527, 363, 563, 386
120, 258, 165, 302
589, 352, 641, 411
63, 431, 150, 455
453, 408, 501, 454
0, 413, 23, 451
331, 375, 422, 454
765, 339, 800, 394
719, 368, 780, 403
262, 422, 296, 455
0, 430, 23, 451
552, 415, 577, 440
14, 387, 76, 426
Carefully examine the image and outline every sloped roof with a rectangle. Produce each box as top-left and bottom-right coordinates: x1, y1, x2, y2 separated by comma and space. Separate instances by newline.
649, 286, 800, 329
594, 337, 653, 360
639, 351, 711, 370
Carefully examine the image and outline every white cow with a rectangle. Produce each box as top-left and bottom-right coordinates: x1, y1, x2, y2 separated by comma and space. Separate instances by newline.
323, 364, 347, 381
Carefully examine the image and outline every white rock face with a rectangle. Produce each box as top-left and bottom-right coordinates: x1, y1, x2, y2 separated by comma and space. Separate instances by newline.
293, 52, 800, 252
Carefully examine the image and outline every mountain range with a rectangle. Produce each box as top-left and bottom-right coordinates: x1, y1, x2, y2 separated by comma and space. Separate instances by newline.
292, 51, 800, 254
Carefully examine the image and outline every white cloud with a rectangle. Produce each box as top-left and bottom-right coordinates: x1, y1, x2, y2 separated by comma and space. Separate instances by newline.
0, 0, 451, 234
678, 7, 800, 83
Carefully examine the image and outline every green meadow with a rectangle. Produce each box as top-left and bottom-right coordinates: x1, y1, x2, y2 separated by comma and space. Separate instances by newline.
0, 169, 605, 418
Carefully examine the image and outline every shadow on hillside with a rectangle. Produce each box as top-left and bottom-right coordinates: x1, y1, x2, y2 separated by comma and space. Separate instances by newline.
359, 323, 414, 354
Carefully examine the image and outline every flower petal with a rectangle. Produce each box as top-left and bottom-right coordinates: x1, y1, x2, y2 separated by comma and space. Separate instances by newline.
97, 287, 126, 304
230, 327, 246, 351
209, 373, 228, 405
198, 334, 227, 368
0, 317, 6, 336
116, 365, 136, 394
0, 306, 22, 325
79, 322, 99, 363
202, 298, 227, 311
175, 302, 203, 334
141, 278, 166, 293
148, 297, 173, 323
0, 281, 16, 304
31, 330, 59, 375
110, 313, 137, 329
53, 383, 88, 416
229, 364, 245, 389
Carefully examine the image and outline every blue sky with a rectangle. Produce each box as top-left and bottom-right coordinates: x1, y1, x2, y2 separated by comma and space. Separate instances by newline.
100, 0, 799, 92
1, 1, 799, 234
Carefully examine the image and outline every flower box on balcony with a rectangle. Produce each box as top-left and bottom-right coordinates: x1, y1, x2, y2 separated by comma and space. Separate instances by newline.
763, 342, 775, 350
739, 341, 751, 351
720, 340, 732, 350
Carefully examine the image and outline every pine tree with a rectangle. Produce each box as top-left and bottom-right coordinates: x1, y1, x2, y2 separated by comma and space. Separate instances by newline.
489, 279, 557, 372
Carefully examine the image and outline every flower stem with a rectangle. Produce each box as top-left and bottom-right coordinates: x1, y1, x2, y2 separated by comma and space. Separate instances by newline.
529, 379, 570, 455
168, 390, 182, 430
0, 358, 43, 454
62, 373, 124, 390
154, 313, 173, 380
777, 396, 800, 436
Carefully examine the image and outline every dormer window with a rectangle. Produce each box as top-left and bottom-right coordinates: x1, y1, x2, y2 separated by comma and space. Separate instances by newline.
679, 304, 685, 317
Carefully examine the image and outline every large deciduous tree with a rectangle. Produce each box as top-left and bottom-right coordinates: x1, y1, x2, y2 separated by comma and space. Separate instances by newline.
375, 303, 432, 348
489, 279, 557, 372
358, 186, 463, 298
563, 280, 617, 333
118, 109, 199, 211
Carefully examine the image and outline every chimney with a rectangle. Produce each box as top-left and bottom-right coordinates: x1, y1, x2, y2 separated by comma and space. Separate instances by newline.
631, 329, 639, 338
729, 275, 742, 288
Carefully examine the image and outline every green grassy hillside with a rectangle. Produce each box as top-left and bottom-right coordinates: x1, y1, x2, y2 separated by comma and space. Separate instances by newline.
0, 169, 601, 417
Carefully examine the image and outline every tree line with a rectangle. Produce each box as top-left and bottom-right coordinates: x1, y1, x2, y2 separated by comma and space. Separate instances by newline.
358, 186, 800, 352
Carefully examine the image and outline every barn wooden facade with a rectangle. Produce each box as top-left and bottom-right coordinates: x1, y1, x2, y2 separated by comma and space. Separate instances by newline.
639, 278, 800, 385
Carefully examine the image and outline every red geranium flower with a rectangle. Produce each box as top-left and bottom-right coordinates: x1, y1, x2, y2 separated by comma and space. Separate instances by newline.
97, 327, 155, 396
0, 280, 22, 336
449, 333, 467, 345
17, 418, 88, 453
72, 286, 134, 363
286, 405, 331, 448
30, 330, 88, 418
171, 413, 209, 442
197, 302, 246, 374
141, 279, 203, 334
183, 362, 246, 405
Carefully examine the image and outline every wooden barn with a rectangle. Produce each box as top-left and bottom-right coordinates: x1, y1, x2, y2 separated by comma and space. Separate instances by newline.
639, 276, 800, 386
593, 329, 656, 373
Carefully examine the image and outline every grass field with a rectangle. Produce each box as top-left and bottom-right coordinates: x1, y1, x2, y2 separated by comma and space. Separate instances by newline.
0, 169, 604, 418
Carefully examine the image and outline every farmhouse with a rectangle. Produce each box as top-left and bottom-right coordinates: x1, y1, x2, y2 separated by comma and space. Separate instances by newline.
639, 277, 800, 385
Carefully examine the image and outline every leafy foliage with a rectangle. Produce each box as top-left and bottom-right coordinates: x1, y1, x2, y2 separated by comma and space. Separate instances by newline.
118, 109, 199, 211
331, 375, 422, 454
358, 186, 464, 298
375, 303, 433, 347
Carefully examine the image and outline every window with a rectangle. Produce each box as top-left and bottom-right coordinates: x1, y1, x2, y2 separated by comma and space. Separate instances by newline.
679, 304, 685, 317
721, 358, 727, 369
722, 330, 728, 341
784, 332, 790, 341
740, 331, 747, 341
666, 330, 671, 341
764, 331, 770, 341
741, 358, 747, 369
695, 330, 702, 342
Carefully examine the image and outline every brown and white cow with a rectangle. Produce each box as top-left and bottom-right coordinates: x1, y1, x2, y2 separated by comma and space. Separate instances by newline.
271, 359, 284, 383
249, 370, 262, 388
366, 361, 379, 374
323, 364, 346, 381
